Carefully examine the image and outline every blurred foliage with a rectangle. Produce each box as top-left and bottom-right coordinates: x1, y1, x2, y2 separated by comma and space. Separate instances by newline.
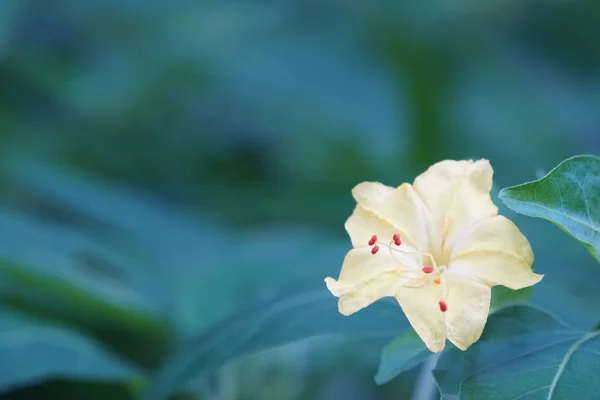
1, 0, 600, 399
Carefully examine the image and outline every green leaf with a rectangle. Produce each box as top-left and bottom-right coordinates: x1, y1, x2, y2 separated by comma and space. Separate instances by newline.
0, 208, 172, 369
139, 285, 411, 400
490, 285, 531, 309
434, 304, 600, 399
374, 332, 430, 385
499, 155, 600, 262
0, 307, 141, 394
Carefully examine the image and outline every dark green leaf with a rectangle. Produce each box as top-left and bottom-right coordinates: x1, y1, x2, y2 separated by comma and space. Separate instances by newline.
0, 308, 140, 394
499, 155, 600, 262
434, 304, 600, 399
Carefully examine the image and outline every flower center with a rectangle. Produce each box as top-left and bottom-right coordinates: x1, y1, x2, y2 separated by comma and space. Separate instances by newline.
367, 233, 449, 312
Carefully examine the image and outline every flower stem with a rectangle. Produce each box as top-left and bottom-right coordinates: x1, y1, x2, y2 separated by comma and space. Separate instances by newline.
411, 353, 440, 400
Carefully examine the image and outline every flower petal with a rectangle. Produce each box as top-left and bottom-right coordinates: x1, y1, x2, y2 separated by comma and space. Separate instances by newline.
344, 206, 399, 248
444, 274, 491, 351
351, 182, 431, 251
394, 285, 446, 352
325, 247, 418, 316
413, 159, 498, 258
449, 215, 542, 290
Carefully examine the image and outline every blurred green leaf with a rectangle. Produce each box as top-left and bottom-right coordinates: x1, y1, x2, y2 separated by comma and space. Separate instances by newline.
0, 0, 22, 56
374, 332, 429, 385
0, 307, 140, 394
490, 285, 531, 308
139, 285, 411, 400
0, 214, 163, 328
1, 162, 352, 337
1, 162, 219, 335
434, 304, 600, 399
4, 381, 135, 400
0, 208, 172, 369
499, 155, 600, 262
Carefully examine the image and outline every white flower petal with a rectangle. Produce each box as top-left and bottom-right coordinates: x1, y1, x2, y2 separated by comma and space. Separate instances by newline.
444, 273, 491, 351
344, 206, 399, 248
394, 285, 446, 352
413, 159, 498, 259
351, 182, 431, 251
449, 215, 542, 290
325, 247, 418, 316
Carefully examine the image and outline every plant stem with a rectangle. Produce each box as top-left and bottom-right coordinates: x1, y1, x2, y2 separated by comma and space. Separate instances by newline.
411, 353, 440, 400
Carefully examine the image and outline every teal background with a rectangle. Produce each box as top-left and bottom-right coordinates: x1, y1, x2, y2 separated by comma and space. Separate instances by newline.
1, 1, 600, 399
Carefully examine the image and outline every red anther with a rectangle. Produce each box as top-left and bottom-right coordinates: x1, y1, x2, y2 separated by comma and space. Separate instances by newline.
439, 301, 448, 312
422, 266, 434, 274
371, 245, 380, 254
393, 233, 401, 246
368, 235, 377, 246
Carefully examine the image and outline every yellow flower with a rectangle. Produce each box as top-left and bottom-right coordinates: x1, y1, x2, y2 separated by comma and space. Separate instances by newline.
325, 159, 543, 352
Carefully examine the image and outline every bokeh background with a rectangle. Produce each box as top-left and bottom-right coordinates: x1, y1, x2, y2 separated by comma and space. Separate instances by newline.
1, 1, 600, 399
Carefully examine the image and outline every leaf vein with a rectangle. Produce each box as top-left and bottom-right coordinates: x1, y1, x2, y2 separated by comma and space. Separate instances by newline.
457, 334, 580, 397
547, 331, 600, 400
507, 200, 599, 234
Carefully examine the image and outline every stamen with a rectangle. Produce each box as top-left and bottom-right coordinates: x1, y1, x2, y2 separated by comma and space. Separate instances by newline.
422, 266, 434, 274
441, 276, 449, 298
439, 301, 447, 312
393, 233, 401, 246
368, 235, 377, 246
389, 246, 437, 270
433, 278, 441, 285
371, 245, 380, 255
